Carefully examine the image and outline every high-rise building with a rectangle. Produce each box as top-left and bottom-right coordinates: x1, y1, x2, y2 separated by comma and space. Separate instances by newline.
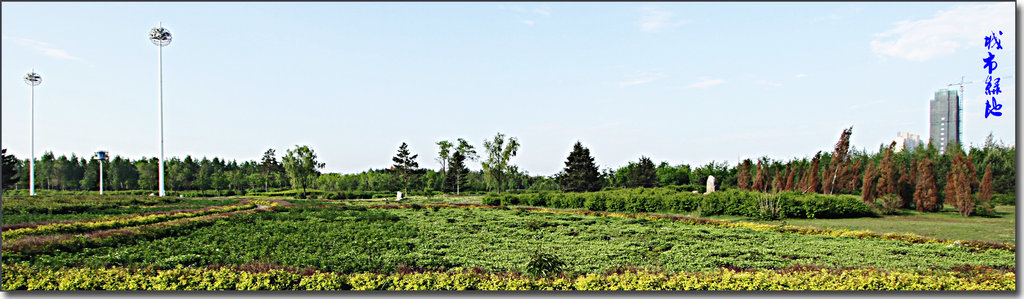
929, 89, 960, 154
894, 132, 922, 152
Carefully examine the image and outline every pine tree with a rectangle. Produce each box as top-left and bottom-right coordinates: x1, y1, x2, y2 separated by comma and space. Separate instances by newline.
913, 156, 939, 212
801, 152, 821, 193
557, 141, 602, 192
897, 158, 917, 209
1, 149, 18, 190
737, 159, 752, 191
861, 162, 877, 203
445, 150, 469, 194
978, 164, 994, 205
392, 142, 420, 195
876, 143, 897, 198
784, 165, 796, 191
626, 156, 658, 188
770, 170, 782, 193
826, 127, 853, 194
751, 163, 765, 192
947, 152, 974, 217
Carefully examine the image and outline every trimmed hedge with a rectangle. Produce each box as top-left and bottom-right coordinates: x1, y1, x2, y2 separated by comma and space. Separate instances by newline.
1, 265, 1013, 290
482, 188, 875, 219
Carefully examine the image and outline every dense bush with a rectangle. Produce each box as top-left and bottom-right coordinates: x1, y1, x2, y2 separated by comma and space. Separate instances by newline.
990, 193, 1015, 206
252, 189, 395, 200
484, 188, 874, 219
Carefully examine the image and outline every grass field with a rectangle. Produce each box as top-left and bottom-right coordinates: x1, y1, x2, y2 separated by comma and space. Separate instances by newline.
1, 194, 1015, 290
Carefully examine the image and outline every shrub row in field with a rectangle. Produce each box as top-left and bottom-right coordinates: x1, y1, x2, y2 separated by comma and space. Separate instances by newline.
2, 202, 257, 240
482, 188, 874, 219
2, 207, 268, 257
1, 265, 1013, 291
1, 195, 185, 215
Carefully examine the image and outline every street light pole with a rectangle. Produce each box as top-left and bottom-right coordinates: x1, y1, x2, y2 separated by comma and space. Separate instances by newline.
95, 151, 108, 195
23, 71, 42, 196
149, 23, 172, 197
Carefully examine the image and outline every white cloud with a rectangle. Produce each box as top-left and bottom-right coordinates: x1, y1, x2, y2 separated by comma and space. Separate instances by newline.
3, 35, 86, 62
521, 20, 535, 26
685, 77, 726, 89
534, 5, 551, 16
638, 6, 686, 32
870, 3, 1014, 62
618, 71, 664, 87
756, 79, 784, 87
796, 74, 808, 78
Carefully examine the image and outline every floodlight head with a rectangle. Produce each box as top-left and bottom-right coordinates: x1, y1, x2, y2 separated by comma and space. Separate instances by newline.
149, 26, 172, 47
95, 151, 109, 160
24, 72, 42, 86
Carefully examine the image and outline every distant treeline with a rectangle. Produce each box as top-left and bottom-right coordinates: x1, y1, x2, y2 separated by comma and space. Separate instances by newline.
0, 130, 1015, 207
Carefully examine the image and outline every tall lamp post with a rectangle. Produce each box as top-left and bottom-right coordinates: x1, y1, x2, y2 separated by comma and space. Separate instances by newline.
23, 71, 42, 196
149, 23, 171, 197
94, 151, 108, 195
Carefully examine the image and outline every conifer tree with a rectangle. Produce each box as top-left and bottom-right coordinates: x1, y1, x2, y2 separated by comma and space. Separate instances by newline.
770, 170, 782, 193
751, 163, 765, 192
801, 152, 821, 193
978, 164, 994, 206
445, 150, 469, 194
946, 152, 974, 217
626, 156, 658, 188
826, 127, 853, 195
861, 162, 877, 203
784, 165, 796, 191
737, 159, 752, 191
392, 142, 420, 195
913, 156, 939, 212
876, 142, 897, 198
557, 141, 602, 192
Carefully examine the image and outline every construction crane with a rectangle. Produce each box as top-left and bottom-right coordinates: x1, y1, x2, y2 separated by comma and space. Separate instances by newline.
943, 75, 1014, 146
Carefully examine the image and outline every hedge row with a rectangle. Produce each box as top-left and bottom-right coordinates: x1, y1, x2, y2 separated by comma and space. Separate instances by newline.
482, 188, 875, 219
2, 202, 257, 239
2, 265, 1013, 291
251, 189, 444, 199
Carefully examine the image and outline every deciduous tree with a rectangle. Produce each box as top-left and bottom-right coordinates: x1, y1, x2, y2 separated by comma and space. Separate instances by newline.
482, 132, 520, 194
283, 145, 324, 199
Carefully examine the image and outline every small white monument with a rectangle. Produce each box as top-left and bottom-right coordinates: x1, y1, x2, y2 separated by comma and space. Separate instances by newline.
705, 175, 716, 194
396, 191, 403, 201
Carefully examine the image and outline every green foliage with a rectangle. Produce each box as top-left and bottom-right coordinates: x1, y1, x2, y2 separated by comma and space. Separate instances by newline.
874, 194, 902, 215
391, 142, 420, 194
525, 249, 565, 278
481, 132, 520, 194
487, 188, 874, 219
282, 145, 325, 198
625, 156, 657, 188
2, 148, 19, 190
556, 141, 602, 192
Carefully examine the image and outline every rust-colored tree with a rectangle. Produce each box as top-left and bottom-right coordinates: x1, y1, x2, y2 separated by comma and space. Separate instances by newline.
801, 152, 822, 193
751, 163, 765, 192
838, 159, 861, 193
826, 127, 853, 195
737, 159, 752, 191
771, 170, 782, 193
861, 162, 878, 203
913, 156, 940, 212
784, 165, 796, 191
978, 164, 994, 205
876, 142, 897, 198
946, 152, 975, 217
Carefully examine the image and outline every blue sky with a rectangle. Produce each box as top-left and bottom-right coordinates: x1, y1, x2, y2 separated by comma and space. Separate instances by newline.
1, 2, 1016, 176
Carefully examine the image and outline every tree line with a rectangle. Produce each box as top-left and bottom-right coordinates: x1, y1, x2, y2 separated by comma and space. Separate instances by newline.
2, 130, 1015, 212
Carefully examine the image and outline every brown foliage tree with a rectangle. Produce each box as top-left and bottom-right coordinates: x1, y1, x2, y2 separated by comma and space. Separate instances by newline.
913, 157, 940, 212
751, 163, 765, 192
826, 127, 853, 195
801, 152, 821, 193
861, 162, 878, 203
876, 142, 897, 197
978, 164, 994, 205
737, 159, 752, 191
771, 170, 782, 193
784, 165, 796, 191
946, 152, 974, 217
